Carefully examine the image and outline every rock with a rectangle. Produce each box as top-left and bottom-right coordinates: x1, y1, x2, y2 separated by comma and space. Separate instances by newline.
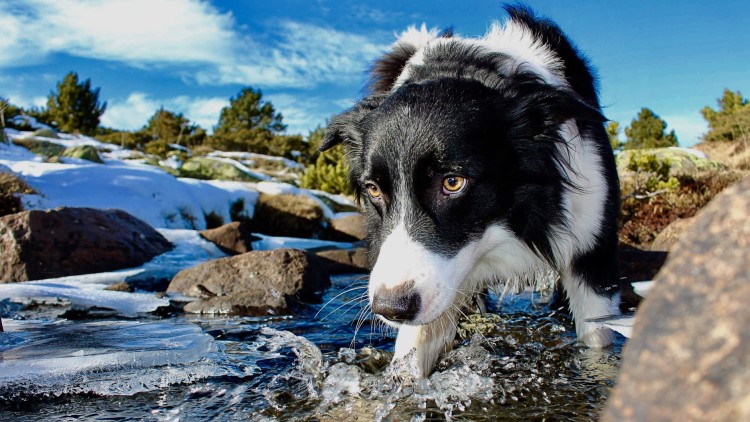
327, 213, 366, 241
250, 193, 326, 238
179, 157, 261, 182
12, 138, 65, 157
30, 128, 59, 139
617, 147, 727, 178
104, 281, 134, 292
0, 207, 173, 282
315, 248, 369, 274
167, 248, 330, 315
62, 145, 103, 163
604, 176, 750, 421
199, 221, 259, 255
650, 217, 694, 252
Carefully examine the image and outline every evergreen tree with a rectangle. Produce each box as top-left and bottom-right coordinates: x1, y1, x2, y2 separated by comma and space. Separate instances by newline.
46, 72, 106, 135
701, 89, 750, 142
144, 107, 205, 146
211, 87, 286, 152
623, 108, 678, 150
606, 121, 622, 150
302, 125, 326, 165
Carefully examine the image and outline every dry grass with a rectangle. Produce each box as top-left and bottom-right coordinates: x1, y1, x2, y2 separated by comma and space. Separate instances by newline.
0, 172, 35, 217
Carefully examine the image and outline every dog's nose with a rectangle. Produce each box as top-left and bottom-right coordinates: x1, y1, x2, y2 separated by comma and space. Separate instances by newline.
372, 283, 420, 323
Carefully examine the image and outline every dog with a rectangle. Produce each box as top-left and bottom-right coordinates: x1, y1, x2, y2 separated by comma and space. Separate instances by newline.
320, 5, 621, 377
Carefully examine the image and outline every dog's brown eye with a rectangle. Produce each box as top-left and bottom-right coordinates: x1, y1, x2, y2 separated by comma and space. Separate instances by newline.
366, 182, 382, 199
442, 176, 467, 194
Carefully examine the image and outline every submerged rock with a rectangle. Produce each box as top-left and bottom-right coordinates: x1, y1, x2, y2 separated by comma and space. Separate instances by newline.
604, 176, 750, 421
167, 248, 330, 315
0, 207, 173, 282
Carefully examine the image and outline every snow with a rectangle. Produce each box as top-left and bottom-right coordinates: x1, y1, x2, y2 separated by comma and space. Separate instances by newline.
0, 319, 251, 398
1, 140, 260, 230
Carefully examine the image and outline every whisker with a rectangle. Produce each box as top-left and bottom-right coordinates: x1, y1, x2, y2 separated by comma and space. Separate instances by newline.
315, 285, 369, 318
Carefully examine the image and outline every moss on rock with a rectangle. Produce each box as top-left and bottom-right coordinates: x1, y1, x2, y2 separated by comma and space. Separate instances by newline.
62, 145, 103, 163
180, 157, 261, 182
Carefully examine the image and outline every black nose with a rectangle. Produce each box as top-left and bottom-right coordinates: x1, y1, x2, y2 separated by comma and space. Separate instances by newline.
372, 283, 420, 323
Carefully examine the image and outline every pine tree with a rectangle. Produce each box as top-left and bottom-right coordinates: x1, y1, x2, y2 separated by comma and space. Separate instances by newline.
606, 121, 622, 150
701, 89, 750, 142
46, 72, 107, 135
623, 108, 678, 150
211, 87, 286, 152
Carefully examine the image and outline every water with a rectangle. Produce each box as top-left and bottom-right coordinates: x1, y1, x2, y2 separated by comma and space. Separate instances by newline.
0, 275, 624, 421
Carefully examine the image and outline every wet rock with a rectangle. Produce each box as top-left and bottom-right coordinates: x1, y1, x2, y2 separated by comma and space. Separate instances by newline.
604, 176, 750, 421
62, 145, 103, 163
327, 213, 366, 241
167, 248, 330, 315
104, 282, 134, 292
314, 248, 369, 274
198, 221, 259, 255
650, 217, 694, 252
0, 207, 173, 282
250, 193, 326, 238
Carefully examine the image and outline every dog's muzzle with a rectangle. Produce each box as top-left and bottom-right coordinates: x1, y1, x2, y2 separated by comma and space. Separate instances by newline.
371, 280, 421, 323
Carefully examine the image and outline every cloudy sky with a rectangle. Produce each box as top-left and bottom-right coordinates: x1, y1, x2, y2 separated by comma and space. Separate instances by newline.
1, 0, 748, 145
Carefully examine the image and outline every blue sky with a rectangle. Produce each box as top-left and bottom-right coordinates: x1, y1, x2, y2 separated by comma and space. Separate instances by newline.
1, 0, 748, 146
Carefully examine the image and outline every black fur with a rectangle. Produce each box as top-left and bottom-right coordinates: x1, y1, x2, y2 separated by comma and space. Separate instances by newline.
322, 6, 621, 310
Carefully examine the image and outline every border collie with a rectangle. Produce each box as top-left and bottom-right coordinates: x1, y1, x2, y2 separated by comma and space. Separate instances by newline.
320, 5, 621, 377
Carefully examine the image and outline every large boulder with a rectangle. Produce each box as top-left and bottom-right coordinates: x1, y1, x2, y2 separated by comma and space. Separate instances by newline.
0, 207, 172, 282
198, 221, 259, 255
649, 217, 695, 252
604, 176, 750, 421
250, 193, 326, 238
167, 248, 330, 315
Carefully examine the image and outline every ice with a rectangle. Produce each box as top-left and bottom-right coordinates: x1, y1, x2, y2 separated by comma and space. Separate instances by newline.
0, 319, 250, 398
251, 233, 354, 251
632, 280, 653, 297
589, 314, 635, 338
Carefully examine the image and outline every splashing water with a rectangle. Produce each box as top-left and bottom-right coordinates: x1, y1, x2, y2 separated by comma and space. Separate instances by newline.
0, 276, 623, 420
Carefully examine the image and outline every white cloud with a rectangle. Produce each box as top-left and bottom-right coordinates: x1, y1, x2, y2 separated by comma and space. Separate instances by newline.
0, 1, 387, 89
101, 92, 227, 132
0, 0, 237, 68
265, 94, 336, 135
664, 112, 708, 147
194, 20, 386, 88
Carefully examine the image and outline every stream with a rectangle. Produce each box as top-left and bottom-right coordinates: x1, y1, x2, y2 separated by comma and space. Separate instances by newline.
0, 275, 624, 421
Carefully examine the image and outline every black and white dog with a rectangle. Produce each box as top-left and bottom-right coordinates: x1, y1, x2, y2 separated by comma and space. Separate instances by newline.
320, 6, 621, 377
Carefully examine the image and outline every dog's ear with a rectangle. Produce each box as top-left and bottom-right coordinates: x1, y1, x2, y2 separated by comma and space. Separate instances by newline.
319, 95, 385, 152
554, 88, 607, 124
367, 25, 448, 94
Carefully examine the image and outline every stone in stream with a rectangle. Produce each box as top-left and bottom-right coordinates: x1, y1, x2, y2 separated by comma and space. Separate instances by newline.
604, 176, 750, 421
198, 221, 259, 255
167, 248, 330, 315
0, 207, 172, 282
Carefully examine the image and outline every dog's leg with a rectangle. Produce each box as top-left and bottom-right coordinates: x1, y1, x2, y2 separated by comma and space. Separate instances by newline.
393, 311, 457, 377
561, 269, 620, 347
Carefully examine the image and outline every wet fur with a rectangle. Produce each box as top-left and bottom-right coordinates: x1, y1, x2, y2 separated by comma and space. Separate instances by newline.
321, 5, 621, 377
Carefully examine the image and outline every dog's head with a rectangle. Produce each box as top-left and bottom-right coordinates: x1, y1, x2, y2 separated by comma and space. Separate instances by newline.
320, 22, 605, 328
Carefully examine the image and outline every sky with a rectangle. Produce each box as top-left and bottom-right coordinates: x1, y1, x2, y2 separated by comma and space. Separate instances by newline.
1, 0, 748, 146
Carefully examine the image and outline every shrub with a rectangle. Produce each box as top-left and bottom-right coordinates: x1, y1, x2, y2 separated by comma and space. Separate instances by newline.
299, 145, 353, 196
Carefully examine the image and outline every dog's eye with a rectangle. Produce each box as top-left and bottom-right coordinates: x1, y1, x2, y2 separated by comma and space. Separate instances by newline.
442, 176, 467, 194
365, 182, 382, 199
